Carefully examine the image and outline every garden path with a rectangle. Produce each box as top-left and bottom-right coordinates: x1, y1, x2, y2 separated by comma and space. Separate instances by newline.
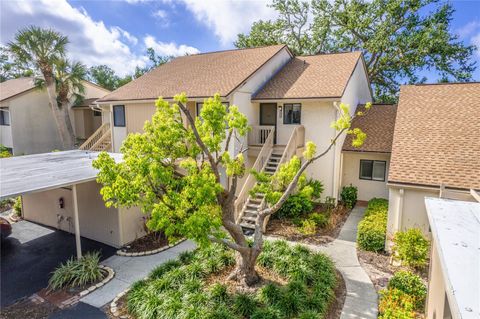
80, 240, 197, 308
266, 206, 378, 318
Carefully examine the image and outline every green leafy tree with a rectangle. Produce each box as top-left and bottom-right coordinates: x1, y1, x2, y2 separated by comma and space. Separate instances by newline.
93, 94, 369, 286
0, 46, 33, 82
87, 65, 121, 91
235, 0, 477, 102
7, 26, 75, 148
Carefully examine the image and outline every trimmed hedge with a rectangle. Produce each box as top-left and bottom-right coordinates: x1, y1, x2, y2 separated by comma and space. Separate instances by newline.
379, 288, 416, 319
357, 198, 388, 252
127, 241, 337, 319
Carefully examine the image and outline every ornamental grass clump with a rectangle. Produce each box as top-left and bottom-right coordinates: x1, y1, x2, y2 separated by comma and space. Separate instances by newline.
48, 251, 103, 290
126, 241, 337, 319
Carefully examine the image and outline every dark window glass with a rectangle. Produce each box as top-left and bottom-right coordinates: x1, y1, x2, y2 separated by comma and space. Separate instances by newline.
0, 108, 10, 126
113, 105, 125, 127
93, 110, 102, 117
283, 103, 301, 124
359, 159, 386, 181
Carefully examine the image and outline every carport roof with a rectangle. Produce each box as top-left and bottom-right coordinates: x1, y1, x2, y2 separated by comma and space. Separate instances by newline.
0, 150, 122, 200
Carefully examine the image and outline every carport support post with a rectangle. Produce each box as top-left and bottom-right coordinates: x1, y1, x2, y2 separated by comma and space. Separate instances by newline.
72, 184, 82, 259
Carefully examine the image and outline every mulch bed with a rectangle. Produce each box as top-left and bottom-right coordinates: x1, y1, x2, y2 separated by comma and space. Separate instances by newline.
0, 298, 59, 319
121, 232, 169, 253
266, 204, 351, 245
326, 270, 347, 319
357, 249, 428, 292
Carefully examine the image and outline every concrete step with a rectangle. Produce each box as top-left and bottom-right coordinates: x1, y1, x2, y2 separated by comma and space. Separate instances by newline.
241, 216, 257, 222
240, 222, 255, 230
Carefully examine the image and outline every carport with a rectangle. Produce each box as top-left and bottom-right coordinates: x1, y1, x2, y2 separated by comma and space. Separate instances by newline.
0, 150, 123, 259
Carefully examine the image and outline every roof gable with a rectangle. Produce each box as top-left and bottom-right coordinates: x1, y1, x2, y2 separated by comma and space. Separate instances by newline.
389, 83, 480, 190
98, 45, 288, 103
253, 51, 362, 100
0, 77, 37, 102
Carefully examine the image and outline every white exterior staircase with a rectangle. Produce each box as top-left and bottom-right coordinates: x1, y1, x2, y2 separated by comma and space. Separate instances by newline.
79, 123, 112, 152
235, 125, 305, 232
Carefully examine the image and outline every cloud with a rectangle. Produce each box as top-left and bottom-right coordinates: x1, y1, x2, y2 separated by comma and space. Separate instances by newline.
144, 35, 200, 56
0, 0, 146, 76
456, 21, 480, 39
177, 0, 278, 45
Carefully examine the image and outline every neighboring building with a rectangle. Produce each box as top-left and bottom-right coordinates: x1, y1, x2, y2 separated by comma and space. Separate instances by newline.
386, 83, 480, 243
94, 45, 372, 215
0, 77, 110, 155
341, 104, 397, 201
424, 197, 479, 319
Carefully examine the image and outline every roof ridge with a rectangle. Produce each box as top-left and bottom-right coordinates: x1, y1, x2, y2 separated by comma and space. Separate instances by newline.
403, 81, 480, 88
175, 44, 287, 58
297, 51, 362, 58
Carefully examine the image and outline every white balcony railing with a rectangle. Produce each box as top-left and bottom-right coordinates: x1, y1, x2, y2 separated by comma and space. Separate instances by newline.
248, 125, 275, 145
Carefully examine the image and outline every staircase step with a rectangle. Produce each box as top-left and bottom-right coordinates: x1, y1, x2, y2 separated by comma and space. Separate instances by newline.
246, 204, 260, 210
240, 222, 256, 230
244, 209, 258, 215
270, 153, 282, 157
248, 199, 262, 204
241, 216, 257, 222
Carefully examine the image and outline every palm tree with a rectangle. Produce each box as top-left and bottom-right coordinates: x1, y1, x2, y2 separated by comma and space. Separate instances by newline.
54, 59, 88, 144
7, 26, 75, 149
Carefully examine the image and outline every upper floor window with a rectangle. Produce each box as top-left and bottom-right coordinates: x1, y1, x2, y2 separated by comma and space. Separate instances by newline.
93, 110, 102, 117
359, 160, 386, 181
113, 105, 125, 127
283, 103, 301, 124
196, 102, 230, 117
0, 107, 10, 126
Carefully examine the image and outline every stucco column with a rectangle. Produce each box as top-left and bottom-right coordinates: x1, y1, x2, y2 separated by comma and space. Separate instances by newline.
72, 184, 82, 259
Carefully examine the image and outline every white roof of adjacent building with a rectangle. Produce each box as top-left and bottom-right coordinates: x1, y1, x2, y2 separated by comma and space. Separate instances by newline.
0, 150, 122, 200
425, 197, 480, 319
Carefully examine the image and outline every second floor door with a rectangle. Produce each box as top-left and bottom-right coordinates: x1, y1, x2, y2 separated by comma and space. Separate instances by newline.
260, 103, 277, 144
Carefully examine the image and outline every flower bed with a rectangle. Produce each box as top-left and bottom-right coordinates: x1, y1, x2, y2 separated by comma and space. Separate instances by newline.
110, 241, 340, 319
266, 203, 351, 245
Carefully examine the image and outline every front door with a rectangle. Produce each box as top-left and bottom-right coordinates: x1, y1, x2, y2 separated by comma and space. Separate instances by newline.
260, 103, 277, 144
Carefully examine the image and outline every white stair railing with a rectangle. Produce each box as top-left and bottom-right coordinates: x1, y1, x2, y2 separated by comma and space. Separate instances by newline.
79, 123, 111, 151
235, 127, 275, 221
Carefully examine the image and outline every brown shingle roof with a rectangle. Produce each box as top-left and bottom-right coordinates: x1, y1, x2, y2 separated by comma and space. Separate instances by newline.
0, 77, 36, 102
253, 52, 362, 100
343, 104, 397, 153
98, 45, 288, 102
388, 83, 480, 190
72, 98, 98, 108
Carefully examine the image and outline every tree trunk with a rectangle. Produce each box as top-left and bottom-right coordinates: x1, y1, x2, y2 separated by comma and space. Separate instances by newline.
230, 247, 261, 286
43, 74, 75, 149
59, 100, 76, 148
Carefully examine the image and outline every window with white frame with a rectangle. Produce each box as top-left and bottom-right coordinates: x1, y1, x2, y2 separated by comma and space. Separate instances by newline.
0, 107, 10, 126
283, 103, 301, 124
113, 105, 125, 127
359, 160, 386, 181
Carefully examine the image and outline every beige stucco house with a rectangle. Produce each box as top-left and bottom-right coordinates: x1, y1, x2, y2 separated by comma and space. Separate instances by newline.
89, 45, 374, 228
0, 77, 110, 155
386, 83, 480, 245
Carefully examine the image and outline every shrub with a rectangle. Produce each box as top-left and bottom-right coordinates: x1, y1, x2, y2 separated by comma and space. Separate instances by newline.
324, 196, 336, 212
233, 293, 257, 317
306, 179, 324, 199
276, 193, 313, 219
299, 219, 317, 235
393, 228, 430, 269
378, 288, 416, 319
388, 271, 426, 310
309, 212, 329, 229
365, 198, 389, 217
48, 251, 103, 290
0, 144, 11, 158
340, 185, 357, 209
357, 213, 387, 252
13, 197, 22, 216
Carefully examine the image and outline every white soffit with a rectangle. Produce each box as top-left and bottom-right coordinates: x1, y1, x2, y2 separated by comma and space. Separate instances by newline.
425, 197, 480, 319
0, 150, 122, 199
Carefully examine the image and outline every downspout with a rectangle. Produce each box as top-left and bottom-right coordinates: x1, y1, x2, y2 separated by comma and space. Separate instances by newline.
332, 103, 339, 199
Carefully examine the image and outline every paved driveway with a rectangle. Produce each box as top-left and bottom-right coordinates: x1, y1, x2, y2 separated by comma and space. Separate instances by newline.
1, 220, 116, 308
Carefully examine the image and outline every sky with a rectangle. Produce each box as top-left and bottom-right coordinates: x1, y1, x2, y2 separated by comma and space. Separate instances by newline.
1, 0, 479, 80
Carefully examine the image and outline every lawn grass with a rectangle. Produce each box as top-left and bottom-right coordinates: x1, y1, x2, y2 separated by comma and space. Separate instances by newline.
126, 241, 337, 319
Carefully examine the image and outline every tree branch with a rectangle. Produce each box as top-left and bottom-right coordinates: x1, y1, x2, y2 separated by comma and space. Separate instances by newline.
208, 235, 247, 253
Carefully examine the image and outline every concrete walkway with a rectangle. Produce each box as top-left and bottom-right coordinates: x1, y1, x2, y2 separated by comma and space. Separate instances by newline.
81, 240, 197, 308
268, 206, 378, 319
